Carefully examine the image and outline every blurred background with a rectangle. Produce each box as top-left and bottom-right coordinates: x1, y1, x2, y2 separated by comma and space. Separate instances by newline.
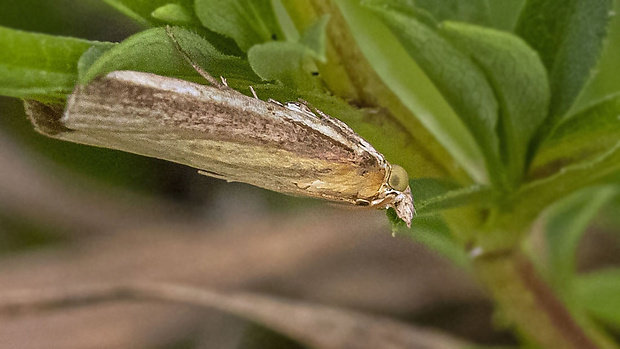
1, 1, 620, 348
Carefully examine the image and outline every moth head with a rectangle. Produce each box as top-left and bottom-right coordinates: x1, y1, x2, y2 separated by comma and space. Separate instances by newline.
384, 164, 414, 227
387, 164, 409, 192
392, 186, 415, 227
368, 164, 416, 226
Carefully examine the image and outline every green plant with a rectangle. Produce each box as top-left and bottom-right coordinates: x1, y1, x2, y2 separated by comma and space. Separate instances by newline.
1, 0, 619, 348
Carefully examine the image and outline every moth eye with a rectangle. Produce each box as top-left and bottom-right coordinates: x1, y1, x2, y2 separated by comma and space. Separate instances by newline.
388, 164, 409, 192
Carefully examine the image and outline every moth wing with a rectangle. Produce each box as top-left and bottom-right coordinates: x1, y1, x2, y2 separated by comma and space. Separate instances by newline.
25, 98, 279, 188
25, 71, 388, 204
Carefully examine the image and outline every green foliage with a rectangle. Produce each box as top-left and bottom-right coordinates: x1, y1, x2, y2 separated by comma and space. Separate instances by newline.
151, 4, 200, 26
540, 186, 619, 293
248, 42, 321, 90
578, 2, 620, 109
298, 15, 330, 61
575, 269, 620, 329
412, 180, 493, 216
0, 26, 104, 102
365, 4, 501, 186
516, 0, 614, 125
1, 0, 619, 347
411, 0, 525, 31
194, 0, 284, 51
533, 93, 620, 172
79, 27, 258, 84
102, 0, 196, 27
337, 0, 488, 184
441, 21, 549, 188
390, 210, 469, 267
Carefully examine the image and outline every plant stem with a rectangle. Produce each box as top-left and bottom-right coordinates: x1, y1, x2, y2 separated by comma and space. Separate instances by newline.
473, 250, 615, 349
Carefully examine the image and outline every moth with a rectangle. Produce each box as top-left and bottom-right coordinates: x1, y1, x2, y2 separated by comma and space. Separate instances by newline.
25, 34, 415, 226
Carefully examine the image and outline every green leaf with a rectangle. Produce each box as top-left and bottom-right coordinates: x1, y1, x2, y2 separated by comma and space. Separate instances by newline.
598, 194, 620, 233
248, 42, 322, 91
518, 142, 620, 224
542, 186, 619, 292
441, 22, 549, 187
104, 1, 244, 55
338, 0, 489, 184
151, 3, 200, 26
389, 211, 469, 267
414, 180, 494, 215
361, 0, 423, 19
103, 0, 194, 27
77, 43, 117, 77
532, 93, 620, 175
80, 27, 259, 84
575, 0, 620, 110
194, 0, 285, 51
387, 179, 494, 247
516, 0, 614, 124
272, 0, 301, 42
0, 0, 132, 40
299, 15, 330, 62
0, 26, 104, 102
485, 0, 526, 32
365, 0, 525, 31
575, 269, 620, 329
366, 4, 505, 186
412, 0, 491, 28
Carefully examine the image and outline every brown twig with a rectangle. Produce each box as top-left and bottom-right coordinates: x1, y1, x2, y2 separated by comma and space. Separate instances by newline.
0, 282, 469, 349
473, 251, 608, 349
515, 253, 598, 349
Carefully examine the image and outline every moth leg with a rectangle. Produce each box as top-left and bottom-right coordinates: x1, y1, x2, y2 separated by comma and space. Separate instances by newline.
249, 86, 259, 99
268, 98, 284, 106
197, 170, 236, 183
165, 26, 225, 89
